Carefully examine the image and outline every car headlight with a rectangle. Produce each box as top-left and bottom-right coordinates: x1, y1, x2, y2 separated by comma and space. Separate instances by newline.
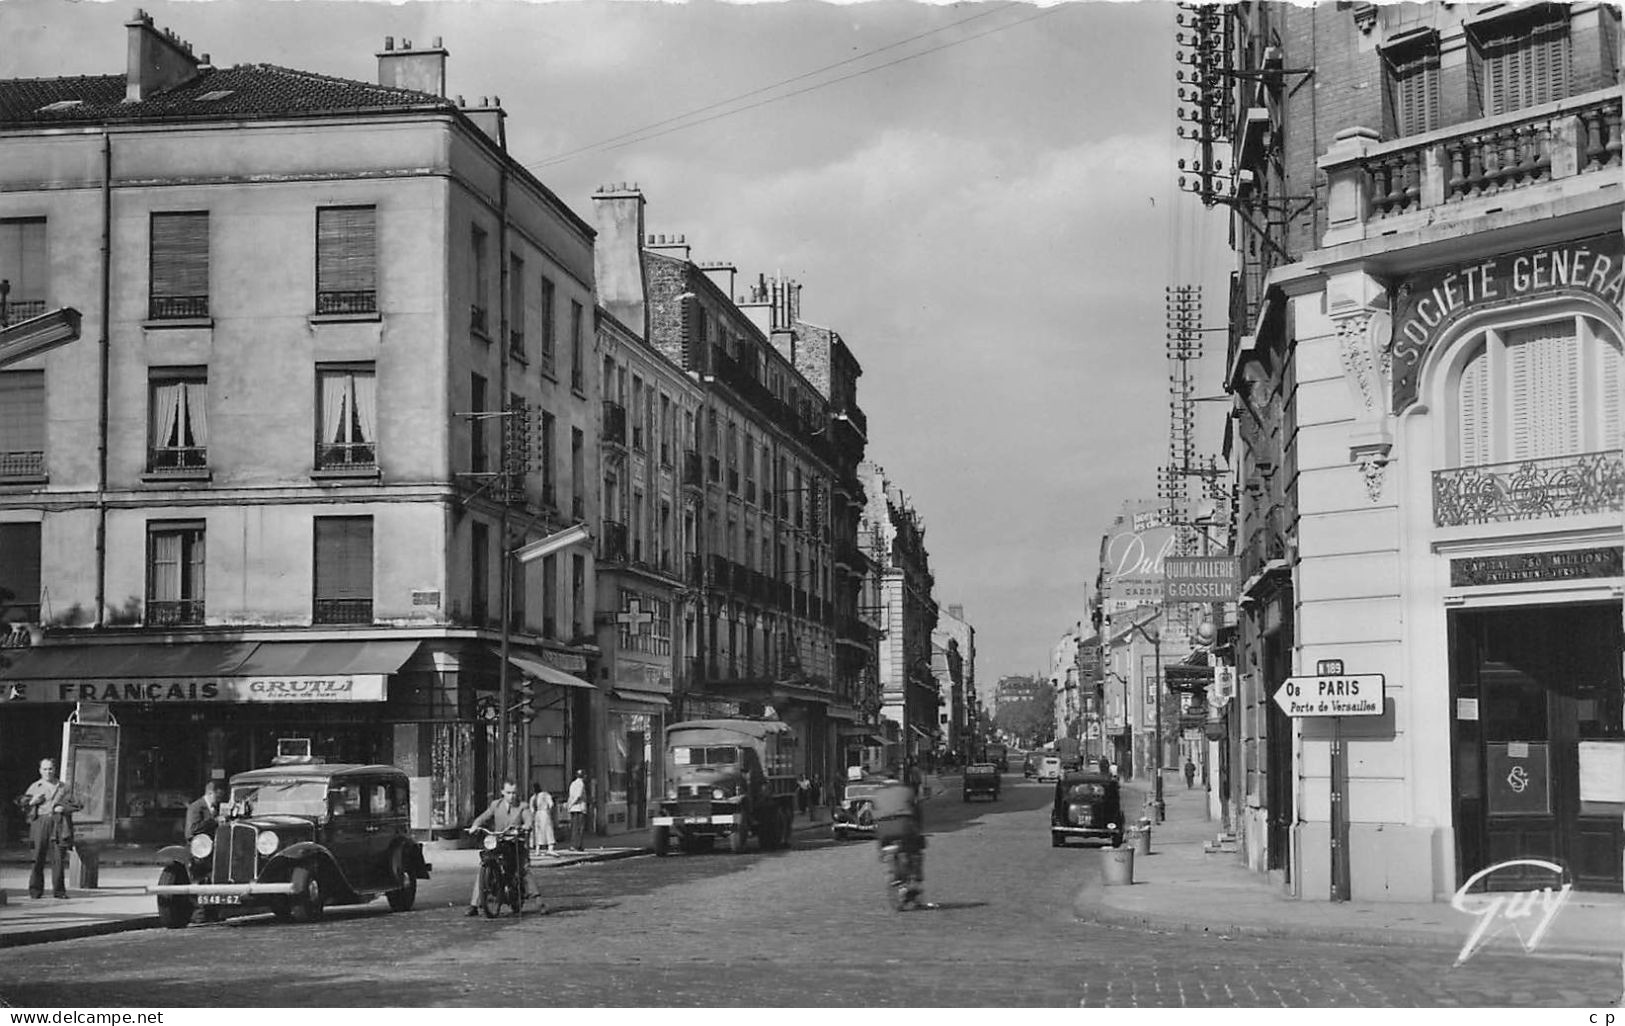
190, 833, 214, 859
711, 787, 728, 800
483, 833, 499, 850
255, 831, 280, 856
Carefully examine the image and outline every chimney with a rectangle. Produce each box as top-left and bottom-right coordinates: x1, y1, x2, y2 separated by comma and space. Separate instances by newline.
739, 272, 775, 336
645, 232, 690, 263
698, 262, 736, 300
377, 35, 448, 96
125, 9, 201, 102
464, 95, 506, 148
591, 183, 648, 341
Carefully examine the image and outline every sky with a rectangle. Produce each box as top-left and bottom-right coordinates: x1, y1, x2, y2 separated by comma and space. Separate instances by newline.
1, 0, 1233, 683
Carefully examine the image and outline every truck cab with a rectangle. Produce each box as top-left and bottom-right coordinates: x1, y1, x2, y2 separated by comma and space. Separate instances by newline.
650, 718, 799, 855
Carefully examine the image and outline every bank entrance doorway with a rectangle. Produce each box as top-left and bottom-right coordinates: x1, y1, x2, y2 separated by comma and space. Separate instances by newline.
1450, 602, 1623, 892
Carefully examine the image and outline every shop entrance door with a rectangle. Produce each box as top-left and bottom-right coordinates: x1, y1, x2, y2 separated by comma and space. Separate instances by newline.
1451, 603, 1623, 892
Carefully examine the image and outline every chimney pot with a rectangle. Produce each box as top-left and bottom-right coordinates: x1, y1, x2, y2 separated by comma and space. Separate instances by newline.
200, 53, 210, 65
402, 38, 412, 49
456, 94, 465, 106
384, 36, 394, 50
493, 95, 500, 106
433, 36, 443, 47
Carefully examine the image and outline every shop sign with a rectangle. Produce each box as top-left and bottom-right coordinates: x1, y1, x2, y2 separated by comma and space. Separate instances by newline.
1392, 233, 1625, 413
1102, 524, 1176, 609
1486, 742, 1550, 816
1273, 672, 1386, 717
3, 674, 388, 703
1449, 546, 1622, 588
1164, 556, 1239, 602
541, 649, 588, 674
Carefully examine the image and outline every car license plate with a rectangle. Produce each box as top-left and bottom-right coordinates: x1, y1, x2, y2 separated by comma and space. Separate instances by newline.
684, 816, 708, 825
197, 894, 241, 906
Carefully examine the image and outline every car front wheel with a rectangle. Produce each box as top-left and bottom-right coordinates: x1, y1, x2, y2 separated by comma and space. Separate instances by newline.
155, 864, 194, 929
288, 865, 324, 923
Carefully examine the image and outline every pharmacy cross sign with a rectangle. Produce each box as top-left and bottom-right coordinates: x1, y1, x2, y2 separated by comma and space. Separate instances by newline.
617, 599, 656, 634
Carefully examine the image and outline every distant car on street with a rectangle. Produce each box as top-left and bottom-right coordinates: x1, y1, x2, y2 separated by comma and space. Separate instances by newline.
832, 780, 887, 841
1036, 756, 1063, 782
962, 763, 1001, 802
1022, 753, 1039, 779
147, 762, 431, 928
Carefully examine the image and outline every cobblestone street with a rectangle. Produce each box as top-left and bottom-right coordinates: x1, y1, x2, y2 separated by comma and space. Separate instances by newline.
1, 780, 1617, 1008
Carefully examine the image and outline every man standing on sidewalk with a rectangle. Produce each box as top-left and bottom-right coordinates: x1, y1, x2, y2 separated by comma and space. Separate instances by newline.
565, 769, 589, 851
17, 758, 79, 900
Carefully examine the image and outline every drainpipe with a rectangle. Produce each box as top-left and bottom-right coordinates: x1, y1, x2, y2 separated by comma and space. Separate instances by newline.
94, 130, 112, 627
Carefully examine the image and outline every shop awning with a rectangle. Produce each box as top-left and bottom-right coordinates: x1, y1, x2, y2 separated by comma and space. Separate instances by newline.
837, 726, 887, 747
232, 639, 420, 677
492, 645, 596, 690
908, 724, 933, 740
611, 689, 671, 709
1, 641, 258, 682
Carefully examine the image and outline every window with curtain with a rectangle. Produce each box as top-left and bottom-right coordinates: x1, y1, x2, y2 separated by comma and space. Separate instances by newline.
539, 276, 556, 373
0, 218, 47, 326
316, 364, 377, 470
570, 302, 585, 392
509, 254, 526, 358
631, 378, 645, 450
148, 370, 208, 472
147, 522, 205, 625
0, 370, 46, 478
315, 206, 376, 315
149, 212, 209, 319
314, 516, 373, 624
1384, 34, 1440, 137
470, 226, 489, 336
1475, 9, 1571, 116
0, 522, 42, 622
1452, 313, 1621, 466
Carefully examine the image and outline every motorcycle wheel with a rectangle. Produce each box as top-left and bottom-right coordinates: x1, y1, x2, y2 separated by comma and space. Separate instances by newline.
480, 869, 506, 918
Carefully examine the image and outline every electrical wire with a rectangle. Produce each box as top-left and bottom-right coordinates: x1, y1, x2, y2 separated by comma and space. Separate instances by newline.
527, 4, 1063, 171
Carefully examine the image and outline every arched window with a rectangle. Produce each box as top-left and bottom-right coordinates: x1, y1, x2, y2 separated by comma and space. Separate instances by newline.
1451, 312, 1621, 466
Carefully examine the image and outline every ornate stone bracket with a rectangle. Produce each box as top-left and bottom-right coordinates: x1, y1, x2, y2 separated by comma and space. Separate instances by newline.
1329, 270, 1394, 504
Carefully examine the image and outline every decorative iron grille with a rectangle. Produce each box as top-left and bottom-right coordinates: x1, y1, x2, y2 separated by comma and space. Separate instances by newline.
316, 290, 377, 315
1433, 450, 1624, 527
313, 598, 373, 624
147, 599, 205, 625
149, 295, 209, 320
0, 451, 45, 477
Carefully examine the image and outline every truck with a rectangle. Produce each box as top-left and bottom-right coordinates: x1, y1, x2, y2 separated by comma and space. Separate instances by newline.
1057, 737, 1082, 771
649, 718, 801, 855
984, 743, 1009, 773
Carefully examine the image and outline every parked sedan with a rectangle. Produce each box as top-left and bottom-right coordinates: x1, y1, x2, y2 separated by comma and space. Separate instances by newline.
831, 781, 887, 841
148, 762, 431, 927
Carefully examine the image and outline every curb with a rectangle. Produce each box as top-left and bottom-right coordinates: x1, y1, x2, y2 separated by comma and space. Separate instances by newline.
1070, 879, 1621, 963
1, 916, 159, 949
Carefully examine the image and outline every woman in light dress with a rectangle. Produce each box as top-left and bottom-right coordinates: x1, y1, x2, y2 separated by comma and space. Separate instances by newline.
530, 783, 557, 855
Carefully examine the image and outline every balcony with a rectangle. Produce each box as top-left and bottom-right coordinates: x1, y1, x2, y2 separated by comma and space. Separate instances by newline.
834, 402, 868, 441
313, 598, 373, 625
601, 401, 627, 447
682, 450, 703, 488
1433, 450, 1624, 528
315, 442, 375, 472
148, 446, 208, 474
600, 519, 629, 563
147, 599, 204, 626
0, 299, 46, 327
316, 290, 376, 316
1, 451, 46, 478
149, 295, 209, 320
1321, 89, 1621, 246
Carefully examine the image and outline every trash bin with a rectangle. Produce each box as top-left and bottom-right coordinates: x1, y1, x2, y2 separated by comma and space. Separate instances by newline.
69, 845, 99, 889
1101, 846, 1134, 886
1133, 826, 1152, 856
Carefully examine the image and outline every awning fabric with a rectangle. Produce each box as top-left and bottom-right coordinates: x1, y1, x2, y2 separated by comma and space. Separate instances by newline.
611, 689, 671, 709
1, 641, 259, 681
492, 645, 595, 690
908, 724, 932, 740
232, 639, 420, 677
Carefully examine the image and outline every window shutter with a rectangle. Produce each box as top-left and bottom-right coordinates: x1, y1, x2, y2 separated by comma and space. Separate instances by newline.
150, 212, 209, 299
1458, 348, 1489, 464
315, 517, 373, 600
0, 371, 45, 452
316, 207, 376, 294
1508, 322, 1580, 459
1600, 337, 1621, 450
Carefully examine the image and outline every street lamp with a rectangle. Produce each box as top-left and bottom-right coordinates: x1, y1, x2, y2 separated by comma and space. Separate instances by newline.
1127, 618, 1164, 824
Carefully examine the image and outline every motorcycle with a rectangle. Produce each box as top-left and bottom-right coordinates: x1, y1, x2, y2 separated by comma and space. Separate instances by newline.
472, 826, 530, 918
879, 839, 925, 911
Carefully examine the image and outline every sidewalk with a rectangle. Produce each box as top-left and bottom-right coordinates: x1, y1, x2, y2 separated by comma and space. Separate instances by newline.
0, 789, 898, 949
1075, 774, 1625, 962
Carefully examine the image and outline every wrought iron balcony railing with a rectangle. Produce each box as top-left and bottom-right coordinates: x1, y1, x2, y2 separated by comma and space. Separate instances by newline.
147, 599, 205, 626
1, 451, 45, 477
316, 290, 376, 316
149, 295, 209, 320
313, 598, 373, 625
315, 442, 376, 471
149, 446, 208, 473
1433, 450, 1624, 528
1322, 89, 1621, 245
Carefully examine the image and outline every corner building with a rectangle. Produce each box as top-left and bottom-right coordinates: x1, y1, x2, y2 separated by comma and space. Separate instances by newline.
1213, 1, 1621, 899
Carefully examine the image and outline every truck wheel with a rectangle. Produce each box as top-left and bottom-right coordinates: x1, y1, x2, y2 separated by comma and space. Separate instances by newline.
652, 826, 670, 857
727, 827, 748, 854
288, 865, 325, 923
155, 864, 193, 930
1051, 833, 1065, 848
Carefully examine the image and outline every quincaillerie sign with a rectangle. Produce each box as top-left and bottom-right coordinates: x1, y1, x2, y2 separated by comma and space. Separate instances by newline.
1392, 233, 1624, 414
1449, 546, 1622, 588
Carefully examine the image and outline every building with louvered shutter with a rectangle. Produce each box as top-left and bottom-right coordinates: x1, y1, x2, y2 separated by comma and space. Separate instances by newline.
1202, 1, 1621, 902
0, 14, 603, 842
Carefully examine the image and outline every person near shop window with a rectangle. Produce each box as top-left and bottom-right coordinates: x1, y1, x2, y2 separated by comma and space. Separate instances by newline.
16, 758, 79, 900
184, 780, 222, 840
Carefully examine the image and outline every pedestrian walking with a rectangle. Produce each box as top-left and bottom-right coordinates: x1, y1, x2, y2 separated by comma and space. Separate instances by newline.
796, 773, 811, 816
1184, 758, 1197, 789
16, 757, 79, 900
566, 769, 589, 851
529, 783, 557, 855
1097, 756, 1111, 776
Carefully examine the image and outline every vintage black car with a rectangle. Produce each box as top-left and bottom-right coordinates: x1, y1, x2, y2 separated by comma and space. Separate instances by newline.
962, 762, 1001, 802
1050, 770, 1125, 848
147, 763, 431, 927
831, 780, 887, 841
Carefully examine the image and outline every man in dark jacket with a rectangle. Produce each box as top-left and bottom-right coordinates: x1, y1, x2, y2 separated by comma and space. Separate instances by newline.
184, 780, 222, 840
17, 758, 79, 899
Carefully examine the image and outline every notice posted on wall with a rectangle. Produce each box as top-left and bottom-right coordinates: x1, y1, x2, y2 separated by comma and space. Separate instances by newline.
1577, 741, 1625, 805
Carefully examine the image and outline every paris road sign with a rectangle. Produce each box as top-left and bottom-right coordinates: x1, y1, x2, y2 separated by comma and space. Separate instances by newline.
1273, 672, 1386, 717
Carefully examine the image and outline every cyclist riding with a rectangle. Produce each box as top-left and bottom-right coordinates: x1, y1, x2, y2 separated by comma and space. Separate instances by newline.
871, 767, 926, 910
465, 780, 534, 917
